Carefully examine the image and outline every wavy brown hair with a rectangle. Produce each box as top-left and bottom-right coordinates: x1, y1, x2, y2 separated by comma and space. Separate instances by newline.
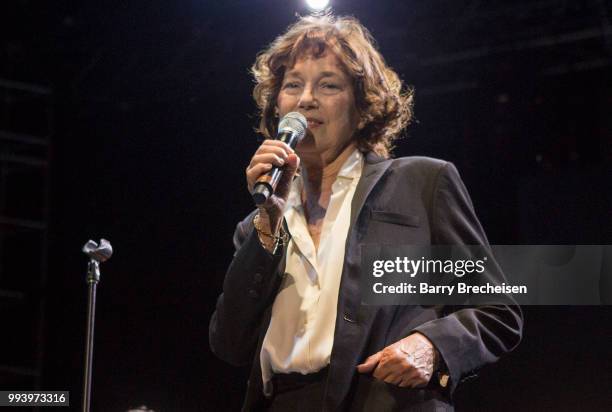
251, 14, 413, 158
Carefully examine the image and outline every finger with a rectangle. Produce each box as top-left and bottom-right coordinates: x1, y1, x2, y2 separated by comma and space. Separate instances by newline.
249, 153, 286, 169
372, 357, 396, 381
373, 364, 395, 381
246, 162, 273, 178
285, 153, 299, 174
399, 378, 427, 389
356, 351, 382, 374
383, 374, 403, 385
260, 139, 295, 155
397, 370, 421, 388
372, 349, 410, 381
246, 163, 273, 191
254, 144, 290, 160
398, 376, 413, 388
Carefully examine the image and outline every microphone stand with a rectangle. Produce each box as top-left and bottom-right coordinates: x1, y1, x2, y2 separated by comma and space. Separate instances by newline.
81, 239, 113, 412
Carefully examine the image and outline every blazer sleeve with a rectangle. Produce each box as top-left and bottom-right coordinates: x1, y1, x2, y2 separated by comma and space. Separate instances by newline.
209, 211, 286, 366
412, 162, 523, 394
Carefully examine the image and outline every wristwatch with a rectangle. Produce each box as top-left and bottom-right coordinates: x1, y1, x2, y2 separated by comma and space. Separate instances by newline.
435, 354, 450, 388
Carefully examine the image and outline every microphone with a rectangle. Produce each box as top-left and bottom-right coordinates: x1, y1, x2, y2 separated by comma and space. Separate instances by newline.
82, 239, 113, 263
252, 112, 307, 205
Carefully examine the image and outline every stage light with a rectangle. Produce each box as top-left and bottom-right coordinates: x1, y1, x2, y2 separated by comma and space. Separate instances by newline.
306, 0, 329, 11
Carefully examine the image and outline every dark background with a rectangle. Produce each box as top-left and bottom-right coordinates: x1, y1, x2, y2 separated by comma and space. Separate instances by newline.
1, 0, 611, 411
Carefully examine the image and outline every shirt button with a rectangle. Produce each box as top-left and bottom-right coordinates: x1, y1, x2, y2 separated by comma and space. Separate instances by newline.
253, 273, 263, 283
248, 289, 259, 299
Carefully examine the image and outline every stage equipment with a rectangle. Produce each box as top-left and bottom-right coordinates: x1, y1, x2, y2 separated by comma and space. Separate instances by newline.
81, 239, 113, 412
306, 0, 329, 11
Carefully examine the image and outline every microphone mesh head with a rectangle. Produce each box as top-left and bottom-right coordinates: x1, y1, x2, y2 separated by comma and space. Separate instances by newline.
278, 112, 307, 142
82, 238, 113, 262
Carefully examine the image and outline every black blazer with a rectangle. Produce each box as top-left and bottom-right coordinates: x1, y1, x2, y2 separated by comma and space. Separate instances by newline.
209, 153, 523, 411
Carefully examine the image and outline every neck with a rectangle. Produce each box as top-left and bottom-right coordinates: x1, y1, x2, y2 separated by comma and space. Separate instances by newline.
300, 142, 356, 197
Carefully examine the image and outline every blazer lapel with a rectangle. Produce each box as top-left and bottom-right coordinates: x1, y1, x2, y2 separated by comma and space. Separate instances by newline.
324, 152, 392, 410
350, 151, 392, 229
342, 150, 391, 321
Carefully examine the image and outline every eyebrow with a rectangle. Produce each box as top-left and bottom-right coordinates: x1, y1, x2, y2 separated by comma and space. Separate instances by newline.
284, 70, 342, 79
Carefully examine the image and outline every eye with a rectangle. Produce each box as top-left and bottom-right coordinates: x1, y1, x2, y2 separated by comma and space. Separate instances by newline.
321, 82, 340, 89
282, 82, 301, 89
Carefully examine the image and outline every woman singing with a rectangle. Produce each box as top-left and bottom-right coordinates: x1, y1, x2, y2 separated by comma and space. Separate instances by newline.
210, 14, 522, 411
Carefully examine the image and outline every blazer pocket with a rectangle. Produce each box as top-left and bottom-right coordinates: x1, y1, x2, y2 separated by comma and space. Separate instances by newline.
370, 210, 420, 227
350, 373, 430, 411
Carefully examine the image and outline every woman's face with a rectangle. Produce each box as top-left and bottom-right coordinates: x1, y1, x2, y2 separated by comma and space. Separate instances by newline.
276, 51, 360, 161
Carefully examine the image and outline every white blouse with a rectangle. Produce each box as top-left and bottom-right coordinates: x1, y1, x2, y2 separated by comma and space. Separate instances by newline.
260, 149, 364, 395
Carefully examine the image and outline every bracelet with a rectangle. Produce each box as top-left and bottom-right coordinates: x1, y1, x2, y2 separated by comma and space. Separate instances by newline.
253, 212, 290, 246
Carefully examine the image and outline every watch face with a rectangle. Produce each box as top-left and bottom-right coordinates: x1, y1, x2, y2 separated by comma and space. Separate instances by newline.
439, 373, 450, 388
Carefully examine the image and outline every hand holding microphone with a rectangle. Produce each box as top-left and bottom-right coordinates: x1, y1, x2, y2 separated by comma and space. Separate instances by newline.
249, 112, 307, 203
245, 112, 306, 250
246, 112, 306, 232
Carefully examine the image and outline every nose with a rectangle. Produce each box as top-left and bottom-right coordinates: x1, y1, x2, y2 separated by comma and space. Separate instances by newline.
298, 85, 318, 110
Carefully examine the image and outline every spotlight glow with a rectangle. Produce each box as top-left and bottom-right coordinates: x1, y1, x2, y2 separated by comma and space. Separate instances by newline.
306, 0, 329, 11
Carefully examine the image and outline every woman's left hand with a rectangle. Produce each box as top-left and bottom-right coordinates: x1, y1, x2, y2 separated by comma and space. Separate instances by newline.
356, 332, 438, 388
